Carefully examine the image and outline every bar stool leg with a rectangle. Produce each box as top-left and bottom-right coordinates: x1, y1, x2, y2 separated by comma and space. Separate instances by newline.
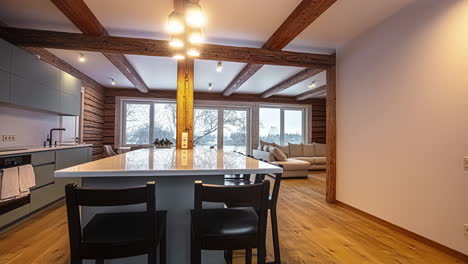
245, 248, 252, 264
160, 227, 167, 264
224, 249, 233, 264
271, 207, 281, 264
95, 259, 104, 264
148, 248, 156, 264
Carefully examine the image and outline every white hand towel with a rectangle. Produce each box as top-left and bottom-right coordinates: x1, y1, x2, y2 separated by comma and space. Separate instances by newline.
18, 164, 36, 192
0, 167, 20, 200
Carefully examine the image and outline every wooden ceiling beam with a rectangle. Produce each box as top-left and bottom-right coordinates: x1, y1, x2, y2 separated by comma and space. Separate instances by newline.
50, 0, 149, 93
296, 85, 327, 100
222, 0, 337, 96
260, 68, 322, 98
0, 27, 335, 68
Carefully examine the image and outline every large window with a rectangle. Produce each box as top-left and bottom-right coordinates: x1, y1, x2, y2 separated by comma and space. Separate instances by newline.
194, 108, 218, 148
259, 106, 305, 145
223, 109, 247, 153
123, 101, 176, 146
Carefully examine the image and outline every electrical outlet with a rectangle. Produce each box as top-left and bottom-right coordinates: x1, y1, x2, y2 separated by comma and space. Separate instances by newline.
464, 224, 468, 236
2, 135, 16, 142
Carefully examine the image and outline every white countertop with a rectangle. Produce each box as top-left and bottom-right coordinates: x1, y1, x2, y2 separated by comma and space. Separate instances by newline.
0, 144, 93, 156
55, 148, 282, 177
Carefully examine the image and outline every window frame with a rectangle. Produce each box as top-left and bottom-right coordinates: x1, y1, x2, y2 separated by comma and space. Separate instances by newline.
121, 99, 176, 147
258, 105, 306, 145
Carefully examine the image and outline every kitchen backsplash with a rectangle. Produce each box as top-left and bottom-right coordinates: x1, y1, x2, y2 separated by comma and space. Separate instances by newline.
0, 104, 77, 148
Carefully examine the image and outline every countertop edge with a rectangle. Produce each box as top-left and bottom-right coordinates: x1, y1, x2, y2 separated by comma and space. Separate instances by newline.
0, 144, 93, 157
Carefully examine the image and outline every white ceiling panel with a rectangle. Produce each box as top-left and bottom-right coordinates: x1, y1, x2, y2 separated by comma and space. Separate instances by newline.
126, 55, 177, 90
236, 65, 305, 94
277, 71, 326, 96
47, 49, 134, 88
194, 60, 246, 92
285, 0, 417, 52
0, 0, 79, 32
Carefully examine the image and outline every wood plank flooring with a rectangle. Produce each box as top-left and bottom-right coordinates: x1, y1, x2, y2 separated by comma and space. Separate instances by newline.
0, 173, 463, 264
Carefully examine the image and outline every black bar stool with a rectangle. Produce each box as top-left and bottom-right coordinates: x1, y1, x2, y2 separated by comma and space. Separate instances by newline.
191, 180, 271, 264
65, 182, 167, 264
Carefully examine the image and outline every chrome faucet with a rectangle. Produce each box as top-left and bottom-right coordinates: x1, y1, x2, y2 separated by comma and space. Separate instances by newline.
47, 128, 66, 147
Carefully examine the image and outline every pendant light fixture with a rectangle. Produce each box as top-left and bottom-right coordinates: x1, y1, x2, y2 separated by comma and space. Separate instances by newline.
167, 1, 206, 59
216, 61, 222, 72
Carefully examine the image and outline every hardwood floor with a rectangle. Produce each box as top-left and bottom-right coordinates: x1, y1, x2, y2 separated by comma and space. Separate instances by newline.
0, 175, 463, 264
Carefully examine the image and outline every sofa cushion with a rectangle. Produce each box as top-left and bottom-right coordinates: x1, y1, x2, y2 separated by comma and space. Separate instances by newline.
303, 143, 316, 157
288, 143, 303, 157
271, 158, 309, 171
273, 143, 289, 157
294, 157, 326, 164
252, 149, 276, 162
270, 147, 287, 161
315, 143, 326, 157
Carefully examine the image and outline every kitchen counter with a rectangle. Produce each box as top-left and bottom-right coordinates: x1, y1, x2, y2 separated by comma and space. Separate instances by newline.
0, 144, 93, 156
54, 148, 282, 264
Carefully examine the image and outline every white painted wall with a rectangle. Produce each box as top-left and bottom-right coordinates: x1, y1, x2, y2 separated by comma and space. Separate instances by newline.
0, 105, 77, 148
337, 0, 468, 254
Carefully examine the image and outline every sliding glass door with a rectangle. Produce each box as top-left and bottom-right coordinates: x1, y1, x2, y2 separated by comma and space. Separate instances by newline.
223, 109, 248, 153
193, 106, 250, 152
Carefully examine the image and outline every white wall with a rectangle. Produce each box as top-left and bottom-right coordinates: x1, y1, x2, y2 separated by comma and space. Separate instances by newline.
0, 105, 77, 148
337, 0, 468, 254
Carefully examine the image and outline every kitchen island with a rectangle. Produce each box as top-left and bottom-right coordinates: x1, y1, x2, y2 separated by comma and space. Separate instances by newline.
55, 148, 282, 264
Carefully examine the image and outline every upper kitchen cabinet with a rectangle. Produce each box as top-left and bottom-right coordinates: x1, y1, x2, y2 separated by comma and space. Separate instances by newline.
11, 48, 60, 90
0, 39, 12, 73
59, 71, 81, 116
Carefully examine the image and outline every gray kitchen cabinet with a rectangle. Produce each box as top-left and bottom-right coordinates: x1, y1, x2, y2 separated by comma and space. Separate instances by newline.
11, 47, 59, 90
33, 163, 55, 188
0, 70, 10, 103
10, 75, 60, 112
59, 92, 81, 116
0, 204, 30, 229
55, 147, 91, 170
30, 184, 56, 212
31, 151, 55, 166
59, 71, 81, 97
0, 39, 12, 73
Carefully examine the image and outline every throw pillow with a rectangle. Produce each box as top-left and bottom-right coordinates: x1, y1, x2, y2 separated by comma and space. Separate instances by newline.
315, 143, 327, 157
270, 147, 287, 161
273, 143, 289, 157
288, 143, 303, 157
303, 143, 316, 156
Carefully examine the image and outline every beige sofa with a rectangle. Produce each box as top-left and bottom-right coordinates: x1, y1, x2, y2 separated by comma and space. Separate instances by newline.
252, 142, 326, 178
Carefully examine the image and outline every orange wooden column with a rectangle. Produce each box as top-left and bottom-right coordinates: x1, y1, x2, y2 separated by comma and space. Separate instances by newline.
176, 58, 194, 149
326, 65, 336, 203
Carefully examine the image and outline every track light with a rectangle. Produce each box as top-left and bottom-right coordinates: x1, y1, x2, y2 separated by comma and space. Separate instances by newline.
216, 61, 222, 72
188, 29, 203, 44
78, 53, 86, 63
169, 36, 184, 48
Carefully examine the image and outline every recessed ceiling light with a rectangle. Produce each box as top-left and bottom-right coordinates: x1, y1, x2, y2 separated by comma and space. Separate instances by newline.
216, 61, 223, 72
78, 53, 86, 63
188, 29, 203, 44
169, 36, 184, 48
308, 81, 316, 88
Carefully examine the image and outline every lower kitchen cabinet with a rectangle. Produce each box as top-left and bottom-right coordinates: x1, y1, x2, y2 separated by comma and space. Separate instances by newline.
0, 70, 10, 103
0, 204, 30, 228
30, 184, 56, 212
33, 163, 55, 188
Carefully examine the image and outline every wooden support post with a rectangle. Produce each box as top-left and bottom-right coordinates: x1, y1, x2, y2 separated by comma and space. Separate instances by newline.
176, 58, 194, 149
326, 66, 336, 203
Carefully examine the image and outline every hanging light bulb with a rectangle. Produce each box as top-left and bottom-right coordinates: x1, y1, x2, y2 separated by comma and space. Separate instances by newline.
167, 11, 184, 34
188, 28, 203, 44
208, 82, 213, 90
185, 3, 205, 28
173, 54, 185, 60
187, 47, 200, 57
216, 61, 222, 72
169, 35, 184, 48
78, 53, 86, 63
